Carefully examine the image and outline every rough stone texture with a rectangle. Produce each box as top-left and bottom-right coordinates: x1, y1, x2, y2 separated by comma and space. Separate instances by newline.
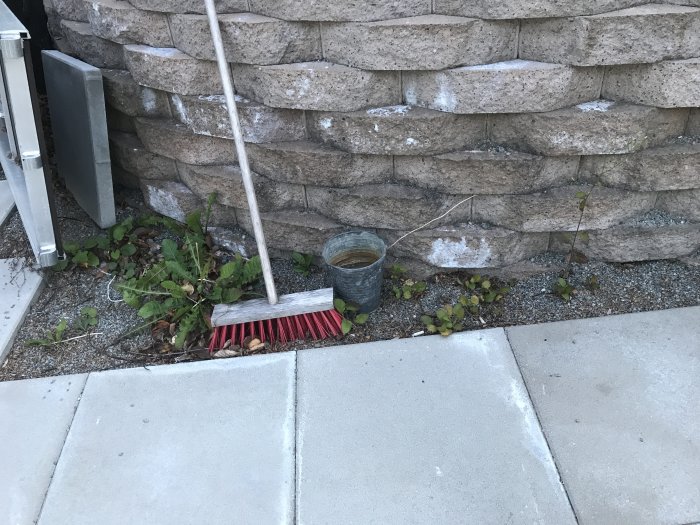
51, 0, 700, 271
307, 184, 472, 230
127, 0, 247, 13
168, 94, 306, 143
124, 45, 222, 96
321, 15, 517, 70
403, 60, 604, 114
105, 105, 137, 132
307, 105, 486, 155
109, 131, 179, 181
87, 0, 172, 47
472, 185, 657, 232
53, 0, 89, 21
60, 21, 125, 68
433, 0, 647, 19
689, 109, 700, 135
169, 13, 321, 64
602, 58, 700, 107
247, 141, 393, 187
657, 189, 700, 221
236, 209, 345, 255
519, 4, 700, 66
233, 62, 400, 112
579, 143, 700, 191
395, 151, 579, 195
101, 69, 171, 118
551, 223, 700, 261
177, 162, 306, 211
247, 0, 432, 21
141, 180, 202, 223
489, 101, 688, 155
382, 225, 550, 268
134, 118, 235, 165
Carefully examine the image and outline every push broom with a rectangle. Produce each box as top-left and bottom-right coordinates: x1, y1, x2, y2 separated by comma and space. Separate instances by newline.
203, 0, 343, 351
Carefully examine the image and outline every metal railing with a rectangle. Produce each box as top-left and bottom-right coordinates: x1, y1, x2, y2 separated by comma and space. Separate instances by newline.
0, 1, 58, 267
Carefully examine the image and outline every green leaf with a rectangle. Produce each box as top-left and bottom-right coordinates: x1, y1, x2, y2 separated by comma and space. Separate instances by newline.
138, 301, 165, 319
426, 324, 437, 333
161, 239, 179, 261
334, 298, 346, 313
63, 241, 80, 255
241, 256, 262, 286
218, 259, 241, 280
112, 225, 127, 242
341, 318, 352, 335
575, 191, 588, 200
436, 308, 448, 322
453, 303, 465, 321
470, 295, 480, 306
86, 253, 100, 267
354, 313, 369, 325
482, 280, 491, 290
54, 319, 68, 341
420, 315, 434, 327
403, 289, 412, 299
121, 243, 137, 257
161, 280, 186, 297
165, 260, 194, 282
185, 211, 203, 236
174, 310, 200, 349
111, 249, 121, 261
222, 287, 243, 304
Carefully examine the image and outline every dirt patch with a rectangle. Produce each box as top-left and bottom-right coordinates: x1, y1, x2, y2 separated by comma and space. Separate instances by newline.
2, 184, 700, 382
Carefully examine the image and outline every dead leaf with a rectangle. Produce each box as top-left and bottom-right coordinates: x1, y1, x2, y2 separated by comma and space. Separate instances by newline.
181, 283, 195, 295
213, 349, 240, 358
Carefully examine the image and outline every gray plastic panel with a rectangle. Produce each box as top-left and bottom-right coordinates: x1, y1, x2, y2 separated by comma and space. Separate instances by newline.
42, 50, 115, 228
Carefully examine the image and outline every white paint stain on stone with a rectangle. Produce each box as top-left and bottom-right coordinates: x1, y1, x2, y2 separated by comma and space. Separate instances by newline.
433, 73, 457, 113
145, 185, 185, 222
405, 137, 419, 146
169, 94, 188, 124
428, 237, 491, 267
141, 88, 157, 113
464, 59, 538, 71
319, 118, 333, 129
366, 105, 409, 117
576, 99, 615, 112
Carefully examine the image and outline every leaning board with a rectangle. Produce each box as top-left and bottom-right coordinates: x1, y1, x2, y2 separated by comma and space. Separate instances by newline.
42, 50, 115, 228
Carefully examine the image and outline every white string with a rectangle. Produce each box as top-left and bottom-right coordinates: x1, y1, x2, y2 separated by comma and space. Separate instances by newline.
388, 195, 475, 249
106, 273, 123, 303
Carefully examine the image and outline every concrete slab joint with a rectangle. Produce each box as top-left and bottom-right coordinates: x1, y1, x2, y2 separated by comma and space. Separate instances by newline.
45, 0, 700, 273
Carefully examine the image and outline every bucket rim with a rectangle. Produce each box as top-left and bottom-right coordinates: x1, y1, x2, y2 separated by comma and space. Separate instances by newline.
322, 230, 387, 273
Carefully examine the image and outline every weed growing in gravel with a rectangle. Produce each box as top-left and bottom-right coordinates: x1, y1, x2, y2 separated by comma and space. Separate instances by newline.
459, 274, 509, 314
74, 307, 98, 332
554, 277, 575, 302
26, 319, 68, 347
291, 252, 315, 276
388, 263, 428, 300
421, 303, 465, 337
26, 306, 99, 347
334, 298, 369, 335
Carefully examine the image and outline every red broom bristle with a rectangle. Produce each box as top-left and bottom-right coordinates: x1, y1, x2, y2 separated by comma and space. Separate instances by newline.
208, 309, 344, 353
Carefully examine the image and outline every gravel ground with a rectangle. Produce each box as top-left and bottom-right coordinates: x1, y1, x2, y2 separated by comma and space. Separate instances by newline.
2, 184, 700, 382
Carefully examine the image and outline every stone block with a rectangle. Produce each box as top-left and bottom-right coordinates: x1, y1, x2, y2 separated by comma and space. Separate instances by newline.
105, 105, 136, 132
472, 185, 657, 232
307, 105, 486, 155
60, 20, 125, 68
433, 0, 647, 18
87, 0, 172, 47
134, 118, 235, 165
101, 69, 171, 118
321, 15, 517, 70
579, 143, 700, 191
520, 4, 700, 66
141, 180, 202, 223
236, 209, 344, 255
111, 165, 140, 188
489, 101, 688, 155
169, 13, 321, 64
53, 0, 89, 21
689, 109, 700, 135
247, 141, 393, 187
657, 189, 700, 221
602, 59, 700, 107
124, 45, 221, 96
247, 0, 431, 21
395, 150, 579, 195
551, 223, 700, 261
109, 131, 179, 181
177, 162, 305, 211
127, 0, 247, 13
306, 184, 472, 230
233, 62, 400, 112
403, 60, 603, 114
169, 94, 306, 143
381, 224, 549, 268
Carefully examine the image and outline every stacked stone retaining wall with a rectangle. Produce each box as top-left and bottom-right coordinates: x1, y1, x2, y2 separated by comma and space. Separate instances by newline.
44, 0, 700, 273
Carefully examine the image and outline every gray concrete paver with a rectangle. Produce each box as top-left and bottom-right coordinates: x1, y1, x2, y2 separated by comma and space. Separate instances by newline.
507, 306, 700, 525
295, 329, 576, 525
0, 374, 87, 525
37, 355, 296, 525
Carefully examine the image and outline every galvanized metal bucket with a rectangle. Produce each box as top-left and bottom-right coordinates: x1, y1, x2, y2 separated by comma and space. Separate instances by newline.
322, 231, 386, 313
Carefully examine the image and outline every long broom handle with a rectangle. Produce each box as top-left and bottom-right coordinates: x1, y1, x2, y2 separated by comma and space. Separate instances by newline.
203, 0, 278, 305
